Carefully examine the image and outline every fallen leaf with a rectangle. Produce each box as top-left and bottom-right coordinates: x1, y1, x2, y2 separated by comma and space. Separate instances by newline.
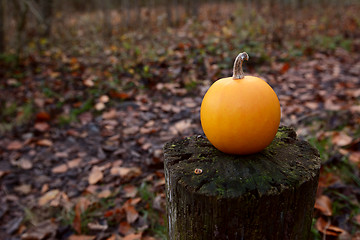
123, 185, 138, 198
34, 122, 50, 132
52, 164, 68, 174
68, 235, 96, 240
36, 139, 53, 147
35, 112, 51, 122
99, 95, 110, 103
314, 195, 332, 216
102, 109, 117, 119
95, 102, 106, 111
88, 166, 103, 185
315, 217, 345, 237
122, 232, 142, 240
332, 132, 353, 147
68, 158, 82, 168
87, 222, 108, 231
118, 221, 134, 236
110, 167, 142, 179
83, 77, 95, 87
21, 219, 58, 240
349, 151, 360, 164
124, 205, 139, 224
7, 140, 23, 150
38, 189, 60, 206
0, 170, 10, 179
18, 158, 33, 170
98, 189, 112, 198
14, 184, 32, 194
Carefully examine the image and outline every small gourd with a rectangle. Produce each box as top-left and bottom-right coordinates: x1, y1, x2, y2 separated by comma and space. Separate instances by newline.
200, 52, 281, 155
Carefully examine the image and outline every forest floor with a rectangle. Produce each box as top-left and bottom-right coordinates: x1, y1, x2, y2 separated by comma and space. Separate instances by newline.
1, 4, 360, 240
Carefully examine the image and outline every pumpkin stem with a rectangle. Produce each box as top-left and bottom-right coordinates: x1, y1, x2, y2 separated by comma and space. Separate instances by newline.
233, 52, 249, 80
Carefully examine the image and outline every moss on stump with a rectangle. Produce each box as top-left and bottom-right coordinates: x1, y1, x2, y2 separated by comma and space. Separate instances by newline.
164, 126, 321, 240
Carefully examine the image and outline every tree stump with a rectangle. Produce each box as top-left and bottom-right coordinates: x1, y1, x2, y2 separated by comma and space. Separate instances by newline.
163, 126, 321, 240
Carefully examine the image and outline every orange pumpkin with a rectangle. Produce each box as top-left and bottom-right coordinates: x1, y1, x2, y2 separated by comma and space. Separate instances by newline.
200, 52, 281, 155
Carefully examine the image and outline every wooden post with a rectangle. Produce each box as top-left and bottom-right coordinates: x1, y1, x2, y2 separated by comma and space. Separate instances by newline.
164, 126, 321, 240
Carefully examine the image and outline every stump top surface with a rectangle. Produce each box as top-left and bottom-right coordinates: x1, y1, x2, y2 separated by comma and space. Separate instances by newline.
164, 126, 321, 198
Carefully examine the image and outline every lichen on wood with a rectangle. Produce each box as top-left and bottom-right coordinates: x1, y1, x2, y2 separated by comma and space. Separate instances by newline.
164, 126, 321, 240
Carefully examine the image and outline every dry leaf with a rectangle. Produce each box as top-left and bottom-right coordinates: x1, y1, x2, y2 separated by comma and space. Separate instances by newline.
95, 102, 106, 111
0, 170, 9, 179
14, 184, 32, 194
118, 221, 134, 236
87, 222, 108, 231
124, 205, 139, 224
88, 166, 103, 185
102, 109, 117, 119
38, 189, 60, 206
122, 232, 142, 240
68, 235, 96, 240
314, 195, 332, 216
7, 141, 23, 150
98, 189, 112, 198
315, 217, 345, 237
110, 167, 142, 179
36, 139, 53, 147
332, 132, 353, 147
52, 164, 68, 174
68, 158, 82, 168
34, 122, 50, 132
21, 220, 58, 240
349, 152, 360, 163
99, 95, 110, 103
18, 158, 33, 170
123, 185, 138, 198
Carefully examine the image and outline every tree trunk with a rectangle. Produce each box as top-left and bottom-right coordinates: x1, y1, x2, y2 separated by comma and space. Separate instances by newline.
101, 0, 112, 39
164, 126, 321, 240
0, 0, 4, 53
40, 0, 53, 37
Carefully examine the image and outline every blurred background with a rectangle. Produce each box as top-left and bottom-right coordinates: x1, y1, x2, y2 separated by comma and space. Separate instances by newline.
0, 0, 360, 239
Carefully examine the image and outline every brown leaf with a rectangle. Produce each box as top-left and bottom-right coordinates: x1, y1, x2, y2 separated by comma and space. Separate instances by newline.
0, 170, 10, 179
123, 185, 138, 198
14, 184, 32, 194
110, 167, 142, 179
95, 102, 106, 111
99, 95, 110, 103
124, 205, 139, 224
68, 158, 82, 168
52, 164, 68, 174
38, 189, 60, 206
88, 166, 103, 185
102, 109, 117, 120
7, 140, 23, 150
21, 220, 58, 240
97, 189, 112, 199
122, 232, 142, 240
315, 217, 345, 237
349, 151, 360, 164
18, 158, 33, 170
35, 112, 51, 122
34, 122, 50, 132
314, 195, 332, 216
332, 132, 353, 147
73, 198, 91, 234
36, 139, 53, 147
118, 221, 134, 236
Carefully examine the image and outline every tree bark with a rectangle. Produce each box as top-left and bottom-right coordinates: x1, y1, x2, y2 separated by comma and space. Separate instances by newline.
164, 126, 321, 240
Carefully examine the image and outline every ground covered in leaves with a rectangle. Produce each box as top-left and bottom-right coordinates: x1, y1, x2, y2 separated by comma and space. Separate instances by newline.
1, 3, 360, 240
